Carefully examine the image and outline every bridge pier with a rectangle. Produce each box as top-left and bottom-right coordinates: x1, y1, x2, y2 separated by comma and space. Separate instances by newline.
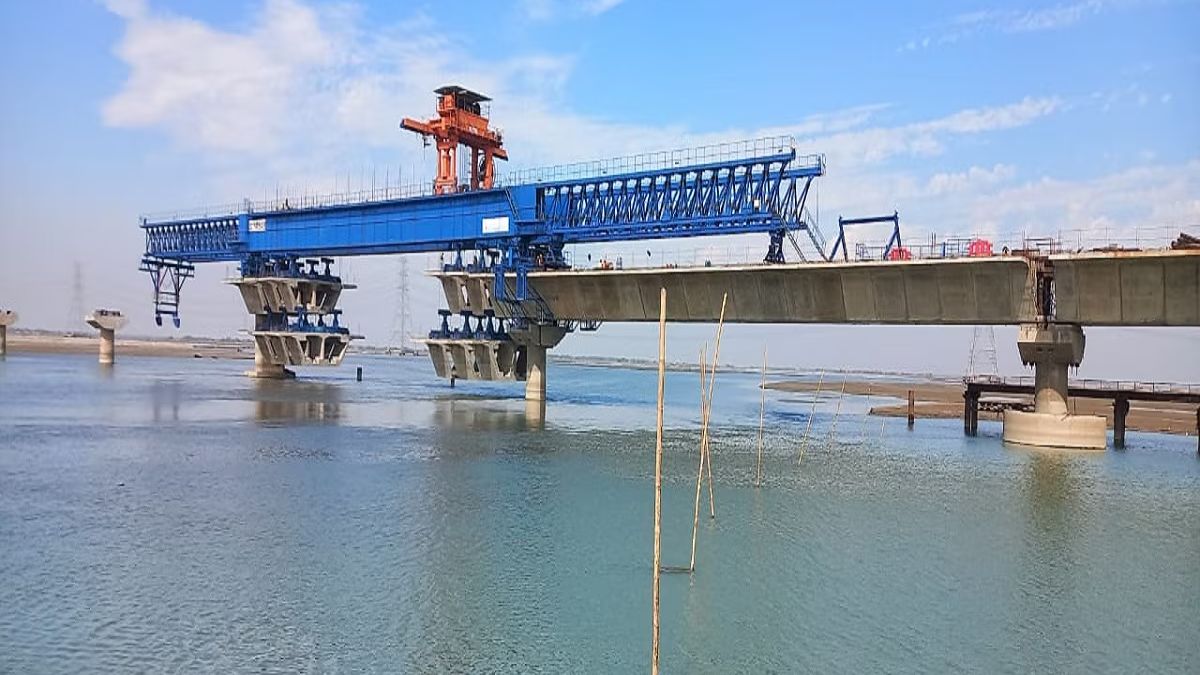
511, 324, 566, 402
0, 310, 16, 357
1002, 323, 1106, 450
85, 310, 128, 366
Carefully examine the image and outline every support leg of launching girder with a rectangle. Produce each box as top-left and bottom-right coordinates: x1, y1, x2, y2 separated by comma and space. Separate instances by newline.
139, 256, 195, 328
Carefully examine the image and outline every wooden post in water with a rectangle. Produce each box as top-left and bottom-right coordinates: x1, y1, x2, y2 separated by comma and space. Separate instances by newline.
755, 346, 768, 487
700, 293, 729, 519
651, 288, 666, 675
798, 371, 825, 464
907, 389, 916, 429
689, 343, 708, 572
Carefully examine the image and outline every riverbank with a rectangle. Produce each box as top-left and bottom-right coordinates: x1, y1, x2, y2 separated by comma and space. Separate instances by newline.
5, 331, 252, 360
766, 379, 1198, 436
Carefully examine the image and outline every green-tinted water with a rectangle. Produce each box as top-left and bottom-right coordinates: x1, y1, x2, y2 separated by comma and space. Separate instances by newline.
1, 353, 1197, 672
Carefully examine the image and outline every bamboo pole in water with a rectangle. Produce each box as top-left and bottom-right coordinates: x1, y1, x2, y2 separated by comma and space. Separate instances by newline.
651, 287, 666, 675
828, 379, 848, 442
798, 371, 825, 464
858, 384, 873, 443
689, 343, 708, 572
700, 293, 729, 519
755, 346, 767, 487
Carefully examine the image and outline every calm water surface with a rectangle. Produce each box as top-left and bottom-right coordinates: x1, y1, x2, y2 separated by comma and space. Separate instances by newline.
1, 352, 1197, 673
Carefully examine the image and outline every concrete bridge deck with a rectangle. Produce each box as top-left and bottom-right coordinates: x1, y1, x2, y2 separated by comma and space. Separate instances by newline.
436, 249, 1200, 327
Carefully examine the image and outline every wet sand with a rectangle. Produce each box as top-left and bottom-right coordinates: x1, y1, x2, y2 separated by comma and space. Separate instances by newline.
766, 379, 1199, 436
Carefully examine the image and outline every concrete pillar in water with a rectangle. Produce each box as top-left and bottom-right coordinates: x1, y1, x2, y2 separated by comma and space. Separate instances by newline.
1113, 397, 1130, 449
524, 344, 548, 402
1002, 323, 1106, 450
0, 310, 16, 357
85, 310, 127, 366
510, 323, 567, 402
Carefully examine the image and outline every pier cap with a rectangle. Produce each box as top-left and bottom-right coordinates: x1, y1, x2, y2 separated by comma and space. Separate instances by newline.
86, 308, 128, 331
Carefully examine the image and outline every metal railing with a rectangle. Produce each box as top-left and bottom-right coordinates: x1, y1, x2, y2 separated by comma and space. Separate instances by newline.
498, 136, 807, 186
965, 374, 1200, 395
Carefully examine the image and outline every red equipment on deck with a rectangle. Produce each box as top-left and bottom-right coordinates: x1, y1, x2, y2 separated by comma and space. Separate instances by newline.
401, 86, 509, 195
968, 239, 994, 257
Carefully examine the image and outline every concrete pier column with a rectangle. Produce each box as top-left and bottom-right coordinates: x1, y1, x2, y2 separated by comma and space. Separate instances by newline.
524, 344, 548, 402
249, 339, 294, 379
509, 323, 567, 402
1002, 323, 1106, 450
85, 310, 127, 366
1113, 397, 1130, 449
98, 328, 116, 365
0, 310, 18, 358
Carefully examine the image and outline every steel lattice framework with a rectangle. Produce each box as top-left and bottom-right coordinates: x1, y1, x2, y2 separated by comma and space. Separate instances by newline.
138, 138, 827, 320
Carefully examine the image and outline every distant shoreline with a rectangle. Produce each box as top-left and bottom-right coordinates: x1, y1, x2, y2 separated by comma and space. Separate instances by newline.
7, 331, 1194, 438
6, 331, 252, 360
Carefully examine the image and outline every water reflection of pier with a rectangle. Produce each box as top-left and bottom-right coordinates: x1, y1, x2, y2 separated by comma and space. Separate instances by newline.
253, 380, 343, 423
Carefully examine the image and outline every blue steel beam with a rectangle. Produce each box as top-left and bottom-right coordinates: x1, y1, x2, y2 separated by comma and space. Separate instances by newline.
141, 148, 826, 263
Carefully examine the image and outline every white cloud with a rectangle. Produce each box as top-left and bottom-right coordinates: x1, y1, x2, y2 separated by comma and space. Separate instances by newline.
924, 163, 1017, 196
901, 0, 1154, 51
793, 97, 1062, 170
103, 0, 335, 154
519, 0, 626, 20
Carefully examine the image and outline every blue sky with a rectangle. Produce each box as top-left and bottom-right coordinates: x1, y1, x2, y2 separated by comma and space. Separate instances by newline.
1, 0, 1197, 379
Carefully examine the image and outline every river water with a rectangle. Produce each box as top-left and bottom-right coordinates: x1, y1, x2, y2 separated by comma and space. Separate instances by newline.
1, 352, 1197, 673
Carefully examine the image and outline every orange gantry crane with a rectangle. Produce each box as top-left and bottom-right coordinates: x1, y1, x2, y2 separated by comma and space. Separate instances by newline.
401, 86, 509, 195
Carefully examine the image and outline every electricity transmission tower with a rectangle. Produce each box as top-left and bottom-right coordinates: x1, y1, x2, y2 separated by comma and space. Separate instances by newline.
967, 325, 999, 380
67, 261, 85, 333
389, 257, 411, 354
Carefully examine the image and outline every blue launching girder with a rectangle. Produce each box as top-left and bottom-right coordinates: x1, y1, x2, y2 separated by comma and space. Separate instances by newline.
139, 137, 826, 320
143, 141, 824, 262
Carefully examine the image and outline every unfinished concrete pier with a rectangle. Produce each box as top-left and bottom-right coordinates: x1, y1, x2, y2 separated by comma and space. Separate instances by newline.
1002, 324, 1106, 450
85, 309, 128, 365
0, 310, 16, 357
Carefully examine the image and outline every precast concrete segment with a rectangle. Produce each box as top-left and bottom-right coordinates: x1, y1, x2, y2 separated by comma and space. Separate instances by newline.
0, 310, 16, 357
420, 338, 520, 382
1051, 250, 1200, 326
435, 257, 1036, 325
249, 340, 295, 379
251, 333, 353, 368
85, 310, 128, 365
228, 277, 355, 315
433, 250, 1200, 326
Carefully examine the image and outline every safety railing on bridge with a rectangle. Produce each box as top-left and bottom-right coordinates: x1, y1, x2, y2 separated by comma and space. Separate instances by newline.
499, 136, 814, 186
965, 374, 1200, 396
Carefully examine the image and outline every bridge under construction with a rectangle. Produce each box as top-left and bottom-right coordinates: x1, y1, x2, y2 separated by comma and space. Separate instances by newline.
134, 86, 1200, 450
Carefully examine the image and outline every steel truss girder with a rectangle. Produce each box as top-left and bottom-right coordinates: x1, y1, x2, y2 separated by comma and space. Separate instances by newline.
537, 162, 823, 251
144, 216, 242, 261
